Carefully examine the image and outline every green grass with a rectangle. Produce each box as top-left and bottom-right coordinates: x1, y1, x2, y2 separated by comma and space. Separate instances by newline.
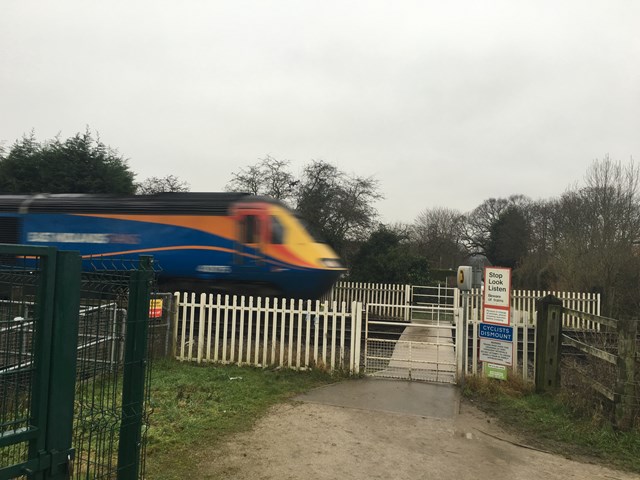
145, 360, 334, 480
463, 375, 640, 473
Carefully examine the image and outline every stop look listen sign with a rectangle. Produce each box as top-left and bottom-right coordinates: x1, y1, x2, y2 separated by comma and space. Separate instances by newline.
483, 267, 511, 326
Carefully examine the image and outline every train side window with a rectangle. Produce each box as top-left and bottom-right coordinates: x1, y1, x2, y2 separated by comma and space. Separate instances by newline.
270, 216, 284, 244
241, 215, 259, 244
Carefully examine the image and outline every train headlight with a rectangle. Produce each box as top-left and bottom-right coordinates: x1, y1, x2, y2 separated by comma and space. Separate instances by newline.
320, 258, 343, 268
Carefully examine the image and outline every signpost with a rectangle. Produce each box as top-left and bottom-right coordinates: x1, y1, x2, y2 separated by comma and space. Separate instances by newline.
480, 267, 513, 379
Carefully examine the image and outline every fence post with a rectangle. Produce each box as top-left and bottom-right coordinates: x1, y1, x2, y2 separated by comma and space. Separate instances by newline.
354, 302, 362, 374
46, 250, 82, 479
535, 295, 563, 392
171, 292, 180, 359
404, 285, 411, 322
456, 290, 468, 384
117, 256, 153, 480
615, 317, 638, 430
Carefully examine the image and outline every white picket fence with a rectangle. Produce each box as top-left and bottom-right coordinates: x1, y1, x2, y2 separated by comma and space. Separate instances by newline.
173, 293, 363, 373
326, 282, 601, 329
464, 288, 601, 329
172, 283, 601, 380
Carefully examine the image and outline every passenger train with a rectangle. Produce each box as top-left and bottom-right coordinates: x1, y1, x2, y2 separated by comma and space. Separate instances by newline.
0, 193, 345, 299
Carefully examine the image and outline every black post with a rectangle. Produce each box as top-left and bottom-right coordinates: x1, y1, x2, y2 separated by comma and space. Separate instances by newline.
535, 295, 564, 392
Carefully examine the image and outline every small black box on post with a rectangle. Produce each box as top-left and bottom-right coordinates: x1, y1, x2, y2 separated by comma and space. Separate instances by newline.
535, 295, 564, 392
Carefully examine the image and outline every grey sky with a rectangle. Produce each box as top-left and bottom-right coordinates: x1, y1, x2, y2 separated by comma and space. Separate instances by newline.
1, 1, 638, 223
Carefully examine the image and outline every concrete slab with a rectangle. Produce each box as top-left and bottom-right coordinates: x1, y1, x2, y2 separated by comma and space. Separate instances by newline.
295, 378, 459, 419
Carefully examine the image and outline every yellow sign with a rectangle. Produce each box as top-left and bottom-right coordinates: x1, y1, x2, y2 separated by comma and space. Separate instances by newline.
149, 298, 163, 318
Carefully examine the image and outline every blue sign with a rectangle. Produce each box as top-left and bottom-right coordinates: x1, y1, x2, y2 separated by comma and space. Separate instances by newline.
479, 323, 513, 342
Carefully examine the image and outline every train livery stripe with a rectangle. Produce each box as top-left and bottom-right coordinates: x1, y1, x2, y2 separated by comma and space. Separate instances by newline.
80, 245, 235, 258
77, 245, 314, 271
73, 214, 236, 239
264, 244, 316, 269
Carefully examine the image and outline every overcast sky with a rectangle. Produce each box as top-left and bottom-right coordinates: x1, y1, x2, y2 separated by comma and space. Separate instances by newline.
1, 1, 638, 223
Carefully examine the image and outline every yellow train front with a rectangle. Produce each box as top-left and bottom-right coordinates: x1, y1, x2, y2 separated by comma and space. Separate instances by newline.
223, 196, 346, 298
0, 192, 345, 299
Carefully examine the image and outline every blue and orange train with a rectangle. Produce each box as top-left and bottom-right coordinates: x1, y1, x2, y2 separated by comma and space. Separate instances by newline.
0, 192, 345, 299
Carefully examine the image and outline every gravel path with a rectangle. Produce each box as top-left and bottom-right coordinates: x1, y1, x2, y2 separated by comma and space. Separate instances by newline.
195, 398, 638, 480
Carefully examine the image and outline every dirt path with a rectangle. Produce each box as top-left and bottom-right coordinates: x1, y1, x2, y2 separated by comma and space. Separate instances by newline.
196, 398, 638, 480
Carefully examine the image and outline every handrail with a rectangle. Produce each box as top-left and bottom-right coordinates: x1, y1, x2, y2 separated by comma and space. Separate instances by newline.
562, 307, 618, 329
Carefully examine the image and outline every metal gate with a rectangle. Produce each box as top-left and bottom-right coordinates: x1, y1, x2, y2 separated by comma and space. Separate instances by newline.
363, 303, 458, 384
0, 246, 80, 479
0, 247, 154, 480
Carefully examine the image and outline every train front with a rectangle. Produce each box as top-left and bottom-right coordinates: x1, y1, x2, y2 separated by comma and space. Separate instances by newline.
236, 201, 345, 299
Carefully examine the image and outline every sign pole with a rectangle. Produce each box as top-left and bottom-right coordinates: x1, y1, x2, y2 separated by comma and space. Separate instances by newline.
456, 266, 473, 387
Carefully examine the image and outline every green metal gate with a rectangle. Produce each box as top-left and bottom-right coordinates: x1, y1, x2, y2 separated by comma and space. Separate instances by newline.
0, 246, 80, 479
0, 247, 153, 480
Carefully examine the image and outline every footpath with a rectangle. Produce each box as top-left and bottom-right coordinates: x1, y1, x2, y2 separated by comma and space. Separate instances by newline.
195, 379, 638, 480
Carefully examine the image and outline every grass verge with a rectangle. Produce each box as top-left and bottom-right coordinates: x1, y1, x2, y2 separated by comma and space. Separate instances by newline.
462, 375, 640, 473
145, 360, 334, 480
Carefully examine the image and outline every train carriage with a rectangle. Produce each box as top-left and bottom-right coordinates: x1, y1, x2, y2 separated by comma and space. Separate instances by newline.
0, 192, 345, 299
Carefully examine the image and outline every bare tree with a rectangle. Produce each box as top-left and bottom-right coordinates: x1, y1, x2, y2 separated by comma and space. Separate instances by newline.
462, 195, 531, 255
226, 155, 297, 203
412, 207, 467, 269
136, 175, 190, 194
225, 157, 383, 261
548, 157, 640, 315
295, 160, 383, 256
225, 164, 263, 196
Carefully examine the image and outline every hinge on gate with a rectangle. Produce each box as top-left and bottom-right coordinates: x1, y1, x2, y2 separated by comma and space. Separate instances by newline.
24, 448, 75, 476
50, 448, 75, 475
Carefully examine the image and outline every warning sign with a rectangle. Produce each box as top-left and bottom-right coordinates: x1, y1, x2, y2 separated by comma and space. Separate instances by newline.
479, 338, 513, 366
482, 267, 511, 326
480, 266, 513, 367
149, 299, 163, 318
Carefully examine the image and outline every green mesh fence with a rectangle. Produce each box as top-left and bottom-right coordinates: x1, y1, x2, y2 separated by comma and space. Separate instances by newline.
71, 258, 155, 480
0, 251, 155, 480
0, 256, 42, 479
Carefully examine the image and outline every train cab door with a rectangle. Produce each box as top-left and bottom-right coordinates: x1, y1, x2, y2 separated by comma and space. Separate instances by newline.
232, 206, 267, 275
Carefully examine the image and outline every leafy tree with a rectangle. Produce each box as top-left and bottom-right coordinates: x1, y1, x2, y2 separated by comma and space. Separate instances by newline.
136, 175, 190, 194
485, 206, 530, 269
349, 226, 431, 284
512, 199, 556, 289
0, 129, 136, 194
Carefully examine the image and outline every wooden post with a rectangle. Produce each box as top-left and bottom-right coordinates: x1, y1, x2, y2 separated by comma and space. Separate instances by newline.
615, 317, 638, 430
535, 295, 564, 392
